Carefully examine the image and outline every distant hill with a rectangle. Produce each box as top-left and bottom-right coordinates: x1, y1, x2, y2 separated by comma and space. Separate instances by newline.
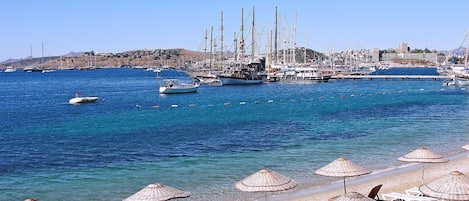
0, 59, 21, 65
0, 49, 205, 70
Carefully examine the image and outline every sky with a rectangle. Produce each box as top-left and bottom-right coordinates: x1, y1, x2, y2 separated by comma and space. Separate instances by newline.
1, 0, 468, 60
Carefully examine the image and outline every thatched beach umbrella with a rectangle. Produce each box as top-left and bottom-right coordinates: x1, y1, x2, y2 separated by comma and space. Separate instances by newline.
398, 147, 448, 184
315, 157, 371, 194
123, 183, 190, 201
236, 168, 297, 201
419, 171, 469, 201
332, 191, 375, 201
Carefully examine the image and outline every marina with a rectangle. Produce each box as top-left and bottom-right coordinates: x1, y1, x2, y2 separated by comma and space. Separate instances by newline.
333, 75, 450, 80
1, 1, 469, 200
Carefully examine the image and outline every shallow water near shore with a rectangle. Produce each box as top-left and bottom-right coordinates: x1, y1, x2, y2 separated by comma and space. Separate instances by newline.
0, 68, 467, 201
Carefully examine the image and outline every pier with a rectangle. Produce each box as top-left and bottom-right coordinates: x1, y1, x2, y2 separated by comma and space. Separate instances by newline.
332, 75, 451, 80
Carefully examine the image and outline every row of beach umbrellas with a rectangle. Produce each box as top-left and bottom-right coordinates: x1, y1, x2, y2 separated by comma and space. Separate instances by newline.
122, 146, 469, 201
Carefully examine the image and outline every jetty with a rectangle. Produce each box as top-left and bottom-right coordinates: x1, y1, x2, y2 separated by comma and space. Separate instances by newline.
332, 75, 451, 80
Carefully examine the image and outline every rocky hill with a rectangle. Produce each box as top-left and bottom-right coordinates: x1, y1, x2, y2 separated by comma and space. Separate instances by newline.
0, 49, 206, 70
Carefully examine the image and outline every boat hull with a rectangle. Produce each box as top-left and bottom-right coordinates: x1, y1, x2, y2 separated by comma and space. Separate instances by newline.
218, 76, 264, 85
159, 84, 199, 94
69, 97, 99, 104
456, 76, 469, 86
159, 87, 198, 94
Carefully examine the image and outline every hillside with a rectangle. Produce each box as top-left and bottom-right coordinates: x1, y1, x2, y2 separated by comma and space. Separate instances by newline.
0, 49, 205, 70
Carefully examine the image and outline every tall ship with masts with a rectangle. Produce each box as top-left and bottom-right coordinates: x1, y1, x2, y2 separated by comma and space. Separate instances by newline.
218, 7, 266, 85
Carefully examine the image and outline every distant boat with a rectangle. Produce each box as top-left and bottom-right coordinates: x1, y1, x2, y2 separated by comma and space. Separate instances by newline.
69, 93, 98, 104
455, 74, 469, 86
451, 30, 469, 87
4, 67, 16, 73
24, 66, 42, 73
218, 62, 266, 85
42, 69, 56, 73
159, 79, 199, 94
293, 67, 331, 81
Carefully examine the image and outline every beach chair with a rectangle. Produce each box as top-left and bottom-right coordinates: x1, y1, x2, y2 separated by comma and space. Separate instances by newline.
328, 184, 383, 201
381, 192, 438, 201
367, 184, 383, 200
405, 186, 422, 196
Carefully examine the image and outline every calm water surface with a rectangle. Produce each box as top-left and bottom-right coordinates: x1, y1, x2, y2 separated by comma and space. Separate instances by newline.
0, 68, 467, 200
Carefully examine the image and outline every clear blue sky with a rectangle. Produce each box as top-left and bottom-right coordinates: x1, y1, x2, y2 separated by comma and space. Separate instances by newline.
1, 0, 468, 60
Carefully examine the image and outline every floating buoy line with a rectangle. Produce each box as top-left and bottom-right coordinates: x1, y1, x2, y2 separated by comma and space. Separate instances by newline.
130, 87, 461, 110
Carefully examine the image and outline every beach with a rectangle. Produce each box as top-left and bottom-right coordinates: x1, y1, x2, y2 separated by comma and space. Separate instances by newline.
270, 151, 469, 201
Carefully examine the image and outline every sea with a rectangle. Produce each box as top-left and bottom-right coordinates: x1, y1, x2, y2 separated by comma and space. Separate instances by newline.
0, 67, 467, 201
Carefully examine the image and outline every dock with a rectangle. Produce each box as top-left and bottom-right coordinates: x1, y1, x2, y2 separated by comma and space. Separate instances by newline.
332, 75, 451, 80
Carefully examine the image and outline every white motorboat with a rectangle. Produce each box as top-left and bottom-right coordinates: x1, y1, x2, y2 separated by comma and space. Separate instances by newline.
69, 93, 99, 104
455, 75, 469, 86
4, 67, 16, 73
159, 79, 199, 94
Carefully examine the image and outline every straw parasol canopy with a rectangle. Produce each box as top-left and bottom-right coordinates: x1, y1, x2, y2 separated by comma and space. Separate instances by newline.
123, 183, 190, 201
398, 147, 448, 163
332, 192, 375, 201
236, 168, 297, 192
398, 147, 448, 184
419, 171, 469, 201
315, 157, 371, 193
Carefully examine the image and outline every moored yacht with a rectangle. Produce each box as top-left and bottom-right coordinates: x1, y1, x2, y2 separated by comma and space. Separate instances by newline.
218, 62, 266, 85
293, 67, 331, 81
159, 79, 200, 94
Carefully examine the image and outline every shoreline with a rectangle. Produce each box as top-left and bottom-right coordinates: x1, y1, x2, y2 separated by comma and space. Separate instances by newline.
269, 150, 469, 201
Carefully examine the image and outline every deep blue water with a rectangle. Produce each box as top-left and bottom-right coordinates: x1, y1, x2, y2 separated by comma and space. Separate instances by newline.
0, 68, 467, 201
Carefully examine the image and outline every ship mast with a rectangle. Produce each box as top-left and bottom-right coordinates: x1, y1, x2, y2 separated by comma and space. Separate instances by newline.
293, 10, 297, 64
204, 29, 208, 67
220, 11, 224, 68
210, 26, 213, 69
274, 6, 278, 64
251, 7, 255, 60
239, 8, 245, 62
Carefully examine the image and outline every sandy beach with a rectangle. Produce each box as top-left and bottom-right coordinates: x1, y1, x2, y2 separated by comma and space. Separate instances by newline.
269, 151, 469, 201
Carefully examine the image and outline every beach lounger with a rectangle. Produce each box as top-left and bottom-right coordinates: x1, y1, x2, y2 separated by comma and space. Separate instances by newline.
381, 192, 438, 201
367, 184, 383, 200
405, 187, 422, 196
328, 184, 384, 201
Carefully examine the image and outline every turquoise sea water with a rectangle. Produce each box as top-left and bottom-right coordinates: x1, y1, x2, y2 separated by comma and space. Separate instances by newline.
0, 68, 467, 201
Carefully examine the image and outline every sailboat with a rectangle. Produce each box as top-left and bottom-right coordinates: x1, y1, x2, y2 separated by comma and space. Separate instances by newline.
218, 7, 266, 85
454, 30, 469, 86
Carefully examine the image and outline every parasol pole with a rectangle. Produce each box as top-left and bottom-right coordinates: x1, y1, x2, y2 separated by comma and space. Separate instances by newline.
343, 177, 347, 194
421, 164, 425, 184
